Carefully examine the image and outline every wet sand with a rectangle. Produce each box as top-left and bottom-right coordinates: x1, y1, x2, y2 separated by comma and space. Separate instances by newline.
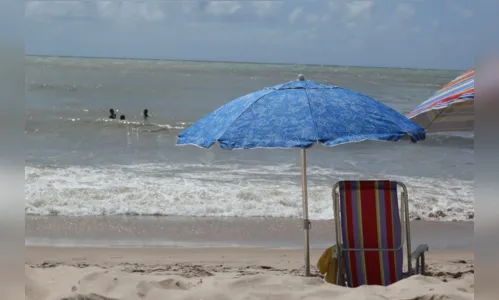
26, 216, 474, 250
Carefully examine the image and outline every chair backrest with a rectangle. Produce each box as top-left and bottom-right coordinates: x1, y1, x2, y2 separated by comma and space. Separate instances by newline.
334, 180, 406, 287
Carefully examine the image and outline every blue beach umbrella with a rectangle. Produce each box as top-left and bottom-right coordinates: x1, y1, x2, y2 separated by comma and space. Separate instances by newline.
177, 75, 425, 276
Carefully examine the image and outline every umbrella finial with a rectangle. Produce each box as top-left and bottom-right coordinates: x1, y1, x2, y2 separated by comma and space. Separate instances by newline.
297, 74, 305, 81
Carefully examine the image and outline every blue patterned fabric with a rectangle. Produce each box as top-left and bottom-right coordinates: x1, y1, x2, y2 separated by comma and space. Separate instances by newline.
177, 80, 425, 149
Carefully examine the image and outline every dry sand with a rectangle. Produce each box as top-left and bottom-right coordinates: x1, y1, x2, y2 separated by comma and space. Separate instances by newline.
26, 246, 474, 300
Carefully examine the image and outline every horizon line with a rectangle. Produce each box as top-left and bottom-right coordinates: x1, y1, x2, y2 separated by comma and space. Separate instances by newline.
25, 54, 465, 72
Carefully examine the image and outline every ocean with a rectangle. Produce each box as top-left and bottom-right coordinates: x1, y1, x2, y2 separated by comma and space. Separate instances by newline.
25, 56, 474, 221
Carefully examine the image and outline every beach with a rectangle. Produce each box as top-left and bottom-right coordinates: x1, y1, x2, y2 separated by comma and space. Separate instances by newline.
26, 217, 474, 299
25, 56, 474, 299
26, 247, 474, 300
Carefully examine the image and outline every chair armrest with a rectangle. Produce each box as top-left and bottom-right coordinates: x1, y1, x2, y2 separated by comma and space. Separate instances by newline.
411, 244, 429, 260
411, 244, 429, 275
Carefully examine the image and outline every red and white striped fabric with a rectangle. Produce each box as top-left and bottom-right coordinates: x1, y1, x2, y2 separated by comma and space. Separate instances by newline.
407, 69, 474, 132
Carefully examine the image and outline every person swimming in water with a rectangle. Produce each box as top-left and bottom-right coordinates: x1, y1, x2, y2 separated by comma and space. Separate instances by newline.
120, 114, 126, 120
109, 108, 116, 119
143, 109, 149, 120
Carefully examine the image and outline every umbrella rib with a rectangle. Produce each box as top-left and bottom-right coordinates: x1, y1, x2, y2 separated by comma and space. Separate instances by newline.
419, 97, 473, 130
303, 88, 319, 143
216, 89, 277, 142
423, 105, 450, 131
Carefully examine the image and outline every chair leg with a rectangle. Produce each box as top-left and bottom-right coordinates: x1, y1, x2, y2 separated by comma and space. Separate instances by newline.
411, 244, 429, 275
415, 258, 420, 274
421, 253, 425, 275
337, 256, 344, 286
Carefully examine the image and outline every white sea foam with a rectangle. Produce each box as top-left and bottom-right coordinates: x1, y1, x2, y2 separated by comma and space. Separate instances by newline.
25, 163, 474, 221
427, 131, 474, 139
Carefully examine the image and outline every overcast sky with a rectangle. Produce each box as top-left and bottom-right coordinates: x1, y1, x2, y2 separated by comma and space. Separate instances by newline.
25, 0, 495, 69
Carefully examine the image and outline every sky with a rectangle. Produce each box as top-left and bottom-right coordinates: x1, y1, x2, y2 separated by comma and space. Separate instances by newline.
25, 0, 497, 69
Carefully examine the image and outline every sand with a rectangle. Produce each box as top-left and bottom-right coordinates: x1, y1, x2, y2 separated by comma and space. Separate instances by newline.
26, 216, 474, 250
25, 246, 474, 300
25, 217, 474, 299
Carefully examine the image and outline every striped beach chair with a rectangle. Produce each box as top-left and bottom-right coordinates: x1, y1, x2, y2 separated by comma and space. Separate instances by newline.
332, 180, 428, 287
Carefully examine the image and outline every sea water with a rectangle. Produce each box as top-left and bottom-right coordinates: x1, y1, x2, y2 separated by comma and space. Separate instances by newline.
25, 56, 474, 221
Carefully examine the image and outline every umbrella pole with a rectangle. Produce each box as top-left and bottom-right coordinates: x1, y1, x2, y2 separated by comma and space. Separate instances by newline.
300, 148, 311, 277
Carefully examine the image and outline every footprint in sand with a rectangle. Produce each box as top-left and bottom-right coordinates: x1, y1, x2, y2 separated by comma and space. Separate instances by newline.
136, 278, 191, 298
60, 294, 119, 300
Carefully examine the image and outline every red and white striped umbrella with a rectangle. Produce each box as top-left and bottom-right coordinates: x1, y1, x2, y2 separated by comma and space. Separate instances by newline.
407, 69, 474, 132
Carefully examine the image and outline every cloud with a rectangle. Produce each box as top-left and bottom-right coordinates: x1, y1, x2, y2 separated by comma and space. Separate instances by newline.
338, 0, 373, 30
306, 14, 320, 24
24, 0, 484, 69
26, 0, 165, 22
96, 1, 165, 21
288, 7, 303, 23
252, 1, 284, 17
347, 22, 361, 31
179, 1, 283, 24
25, 1, 90, 19
205, 1, 242, 16
181, 2, 198, 14
292, 28, 318, 41
448, 2, 473, 19
375, 24, 388, 33
345, 0, 373, 19
320, 14, 331, 23
329, 0, 340, 12
396, 3, 415, 20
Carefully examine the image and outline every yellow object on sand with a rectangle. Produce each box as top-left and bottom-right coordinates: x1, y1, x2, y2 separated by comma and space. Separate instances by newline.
317, 245, 344, 284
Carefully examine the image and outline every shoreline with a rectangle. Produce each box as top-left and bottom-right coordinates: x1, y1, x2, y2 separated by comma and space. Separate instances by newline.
26, 215, 474, 250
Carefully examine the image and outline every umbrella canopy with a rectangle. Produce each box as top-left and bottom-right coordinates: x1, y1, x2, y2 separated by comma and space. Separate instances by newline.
176, 75, 425, 276
178, 78, 425, 148
407, 68, 474, 132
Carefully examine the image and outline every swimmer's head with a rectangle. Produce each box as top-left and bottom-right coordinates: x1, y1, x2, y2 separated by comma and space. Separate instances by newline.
120, 114, 125, 120
143, 109, 148, 117
109, 109, 117, 119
